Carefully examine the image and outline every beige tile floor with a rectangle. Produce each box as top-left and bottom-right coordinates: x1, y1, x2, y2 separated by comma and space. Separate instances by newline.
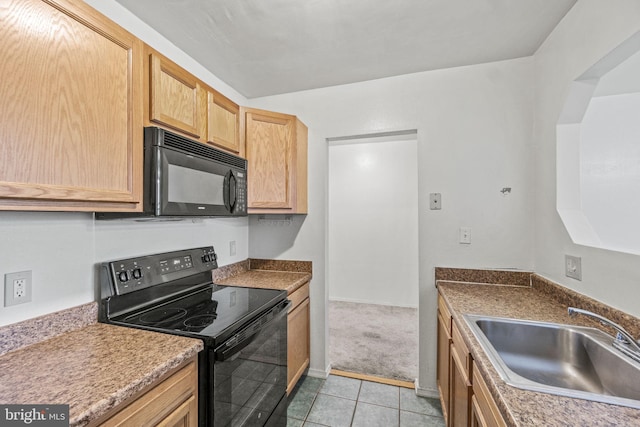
287, 375, 444, 427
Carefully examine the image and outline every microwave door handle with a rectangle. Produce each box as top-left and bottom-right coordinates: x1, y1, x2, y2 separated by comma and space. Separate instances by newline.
228, 172, 237, 212
223, 170, 233, 211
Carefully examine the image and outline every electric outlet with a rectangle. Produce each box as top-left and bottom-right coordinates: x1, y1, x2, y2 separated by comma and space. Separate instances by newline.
14, 279, 26, 298
565, 255, 582, 281
459, 227, 472, 244
4, 270, 32, 307
230, 240, 237, 256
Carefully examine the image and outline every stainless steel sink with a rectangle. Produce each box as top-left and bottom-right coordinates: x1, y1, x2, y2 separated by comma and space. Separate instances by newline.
464, 314, 640, 408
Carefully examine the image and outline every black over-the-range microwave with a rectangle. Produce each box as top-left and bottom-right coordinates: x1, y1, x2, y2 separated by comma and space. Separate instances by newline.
98, 127, 247, 219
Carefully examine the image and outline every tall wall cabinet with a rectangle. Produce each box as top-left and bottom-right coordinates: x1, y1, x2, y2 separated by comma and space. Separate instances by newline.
0, 0, 143, 212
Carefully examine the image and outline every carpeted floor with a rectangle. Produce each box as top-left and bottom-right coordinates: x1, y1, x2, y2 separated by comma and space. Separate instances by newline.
329, 300, 418, 382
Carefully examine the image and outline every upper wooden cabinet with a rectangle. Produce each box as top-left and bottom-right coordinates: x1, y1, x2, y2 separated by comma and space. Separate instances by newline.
146, 48, 205, 139
143, 45, 242, 157
0, 0, 143, 211
244, 108, 308, 214
207, 89, 242, 156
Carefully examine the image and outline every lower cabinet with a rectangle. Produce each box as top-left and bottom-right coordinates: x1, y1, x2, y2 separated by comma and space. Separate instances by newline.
449, 321, 472, 427
98, 358, 198, 427
437, 297, 452, 423
437, 293, 506, 427
287, 282, 311, 394
470, 364, 507, 427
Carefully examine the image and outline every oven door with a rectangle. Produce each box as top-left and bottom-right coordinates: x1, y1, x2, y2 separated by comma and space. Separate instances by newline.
211, 300, 290, 427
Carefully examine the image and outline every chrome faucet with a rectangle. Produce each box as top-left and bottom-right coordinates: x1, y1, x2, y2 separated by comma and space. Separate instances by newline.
568, 307, 640, 363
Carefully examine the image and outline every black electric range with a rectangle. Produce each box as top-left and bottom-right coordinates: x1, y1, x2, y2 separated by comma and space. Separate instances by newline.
99, 247, 289, 427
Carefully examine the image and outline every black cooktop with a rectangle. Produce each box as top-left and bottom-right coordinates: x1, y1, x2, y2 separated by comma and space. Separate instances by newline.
111, 284, 286, 345
99, 246, 287, 348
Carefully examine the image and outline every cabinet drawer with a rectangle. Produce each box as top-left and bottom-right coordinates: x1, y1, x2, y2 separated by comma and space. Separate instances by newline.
452, 320, 472, 380
438, 295, 452, 334
99, 360, 197, 426
289, 283, 310, 311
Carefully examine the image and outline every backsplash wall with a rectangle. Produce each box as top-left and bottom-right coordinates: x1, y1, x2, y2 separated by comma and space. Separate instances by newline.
0, 212, 248, 326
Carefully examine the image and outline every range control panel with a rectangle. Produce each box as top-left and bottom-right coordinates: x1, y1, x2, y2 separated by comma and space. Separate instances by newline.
108, 246, 218, 295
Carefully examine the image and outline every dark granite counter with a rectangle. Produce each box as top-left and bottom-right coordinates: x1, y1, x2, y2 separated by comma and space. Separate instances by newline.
213, 258, 312, 294
437, 269, 640, 426
0, 303, 202, 426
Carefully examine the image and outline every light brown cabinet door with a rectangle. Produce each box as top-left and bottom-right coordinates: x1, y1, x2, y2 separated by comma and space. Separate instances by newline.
246, 109, 294, 209
470, 395, 486, 427
0, 0, 143, 211
244, 107, 308, 214
149, 52, 204, 138
450, 344, 472, 427
287, 296, 310, 394
437, 311, 452, 423
207, 90, 241, 155
471, 364, 507, 427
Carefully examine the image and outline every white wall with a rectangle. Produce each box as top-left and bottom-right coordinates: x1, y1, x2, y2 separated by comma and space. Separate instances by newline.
328, 137, 419, 307
0, 213, 95, 325
533, 1, 640, 315
581, 93, 640, 253
248, 58, 535, 391
0, 1, 251, 327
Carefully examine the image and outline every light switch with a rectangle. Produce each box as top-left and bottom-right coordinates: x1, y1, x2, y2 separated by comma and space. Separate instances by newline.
459, 227, 471, 244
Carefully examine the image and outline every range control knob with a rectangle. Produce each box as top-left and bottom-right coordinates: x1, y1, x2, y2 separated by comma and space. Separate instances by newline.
131, 268, 143, 280
202, 254, 210, 263
118, 271, 129, 282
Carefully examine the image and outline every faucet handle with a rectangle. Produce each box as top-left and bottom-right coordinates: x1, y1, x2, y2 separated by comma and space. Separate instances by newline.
616, 332, 631, 344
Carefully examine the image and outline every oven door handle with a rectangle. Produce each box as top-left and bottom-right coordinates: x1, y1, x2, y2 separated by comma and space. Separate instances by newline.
214, 299, 291, 362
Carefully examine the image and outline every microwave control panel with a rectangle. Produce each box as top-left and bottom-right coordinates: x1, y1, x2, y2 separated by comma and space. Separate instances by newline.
235, 171, 247, 214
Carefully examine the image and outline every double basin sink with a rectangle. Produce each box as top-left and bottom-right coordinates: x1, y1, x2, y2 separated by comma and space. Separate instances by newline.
464, 314, 640, 408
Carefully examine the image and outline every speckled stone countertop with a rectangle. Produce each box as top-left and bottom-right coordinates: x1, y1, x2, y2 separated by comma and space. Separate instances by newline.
437, 279, 640, 426
213, 258, 312, 294
0, 305, 203, 426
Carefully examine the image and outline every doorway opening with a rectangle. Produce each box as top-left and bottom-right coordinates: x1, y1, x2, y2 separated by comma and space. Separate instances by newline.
327, 130, 419, 385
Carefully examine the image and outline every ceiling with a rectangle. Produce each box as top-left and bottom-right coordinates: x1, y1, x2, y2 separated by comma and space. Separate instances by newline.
115, 0, 577, 98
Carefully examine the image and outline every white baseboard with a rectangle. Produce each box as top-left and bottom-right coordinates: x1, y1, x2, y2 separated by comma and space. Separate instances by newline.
414, 379, 440, 398
307, 363, 331, 379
